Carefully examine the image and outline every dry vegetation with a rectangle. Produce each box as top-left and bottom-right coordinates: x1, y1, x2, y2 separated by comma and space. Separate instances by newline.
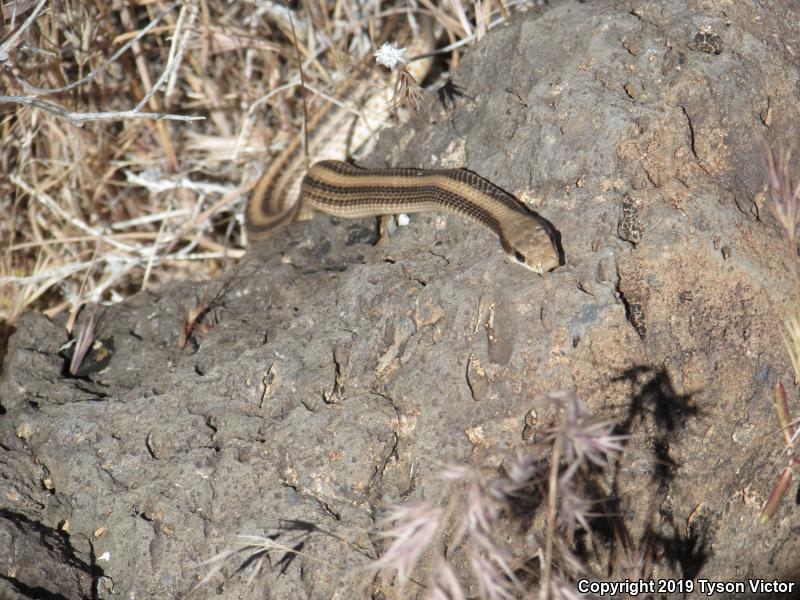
1, 0, 524, 338
758, 143, 800, 522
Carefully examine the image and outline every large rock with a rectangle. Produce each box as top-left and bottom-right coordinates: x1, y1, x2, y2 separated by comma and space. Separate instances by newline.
2, 1, 799, 597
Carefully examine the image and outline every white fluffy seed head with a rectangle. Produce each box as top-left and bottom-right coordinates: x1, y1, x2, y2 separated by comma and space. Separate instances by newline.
374, 42, 407, 69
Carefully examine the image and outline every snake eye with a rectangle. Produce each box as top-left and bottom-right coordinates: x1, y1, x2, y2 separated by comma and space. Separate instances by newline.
513, 250, 526, 264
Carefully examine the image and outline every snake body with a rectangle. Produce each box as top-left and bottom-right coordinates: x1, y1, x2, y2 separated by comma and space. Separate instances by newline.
246, 17, 560, 274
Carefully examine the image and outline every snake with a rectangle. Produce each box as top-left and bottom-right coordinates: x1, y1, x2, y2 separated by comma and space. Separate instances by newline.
246, 14, 560, 274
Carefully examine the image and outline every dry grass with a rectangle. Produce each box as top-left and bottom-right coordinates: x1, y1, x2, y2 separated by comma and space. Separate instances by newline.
1, 0, 533, 337
758, 141, 800, 520
366, 391, 626, 599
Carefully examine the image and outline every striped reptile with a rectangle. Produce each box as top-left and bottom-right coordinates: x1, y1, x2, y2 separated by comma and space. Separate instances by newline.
246, 11, 560, 274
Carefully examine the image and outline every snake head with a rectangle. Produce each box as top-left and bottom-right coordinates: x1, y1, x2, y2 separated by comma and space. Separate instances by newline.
504, 218, 560, 274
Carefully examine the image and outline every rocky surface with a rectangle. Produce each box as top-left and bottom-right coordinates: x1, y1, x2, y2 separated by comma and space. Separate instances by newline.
3, 0, 800, 598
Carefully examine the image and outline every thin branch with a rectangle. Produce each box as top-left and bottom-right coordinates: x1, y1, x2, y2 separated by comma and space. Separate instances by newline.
110, 208, 191, 231
284, 0, 310, 168
8, 232, 163, 252
540, 423, 563, 600
164, 1, 196, 99
0, 95, 203, 124
123, 170, 235, 196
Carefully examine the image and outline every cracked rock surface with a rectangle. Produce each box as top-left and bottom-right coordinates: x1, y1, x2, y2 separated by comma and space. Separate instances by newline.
2, 1, 800, 597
